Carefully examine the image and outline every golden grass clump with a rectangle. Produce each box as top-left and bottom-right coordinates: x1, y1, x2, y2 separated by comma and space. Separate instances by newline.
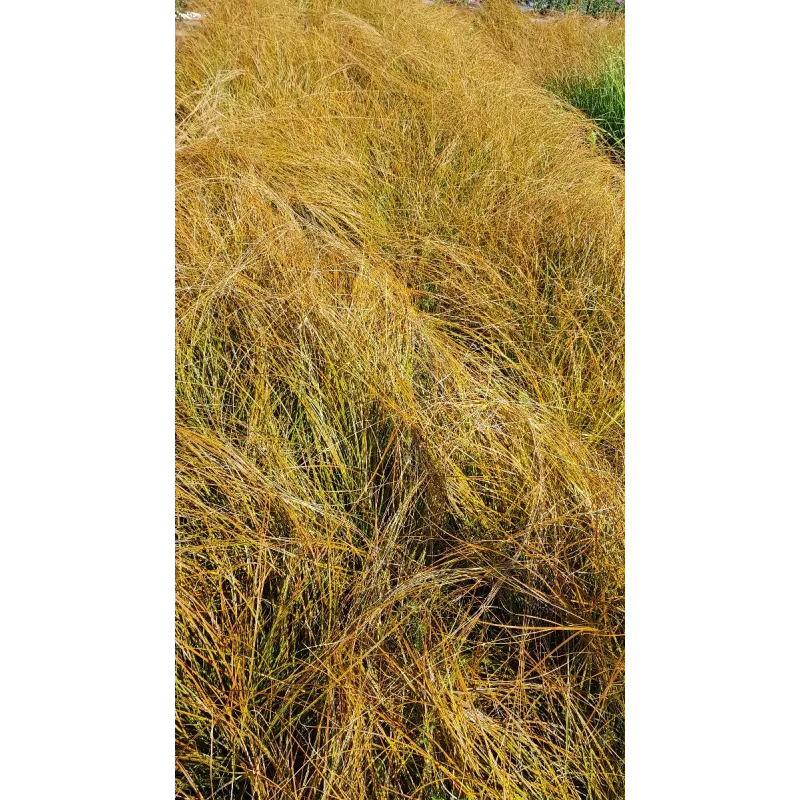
477, 0, 624, 83
176, 1, 624, 797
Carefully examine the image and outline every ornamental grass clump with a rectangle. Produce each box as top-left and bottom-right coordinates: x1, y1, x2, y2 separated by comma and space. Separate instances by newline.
176, 1, 624, 797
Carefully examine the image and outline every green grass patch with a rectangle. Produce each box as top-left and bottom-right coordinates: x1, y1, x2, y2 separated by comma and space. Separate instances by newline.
553, 49, 625, 158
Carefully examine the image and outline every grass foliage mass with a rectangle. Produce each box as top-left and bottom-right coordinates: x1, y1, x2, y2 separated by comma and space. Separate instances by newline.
552, 49, 624, 158
176, 1, 624, 798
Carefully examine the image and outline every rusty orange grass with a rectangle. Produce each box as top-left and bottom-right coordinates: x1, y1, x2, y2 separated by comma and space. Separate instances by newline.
176, 1, 624, 797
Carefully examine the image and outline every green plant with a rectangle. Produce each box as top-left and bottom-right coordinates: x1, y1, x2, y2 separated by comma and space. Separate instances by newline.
553, 48, 625, 158
518, 0, 624, 14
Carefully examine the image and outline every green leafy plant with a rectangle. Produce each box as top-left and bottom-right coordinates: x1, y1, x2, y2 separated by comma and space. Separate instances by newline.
518, 0, 624, 14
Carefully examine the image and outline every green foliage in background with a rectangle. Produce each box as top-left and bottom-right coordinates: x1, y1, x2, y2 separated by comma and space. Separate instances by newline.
518, 0, 624, 14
